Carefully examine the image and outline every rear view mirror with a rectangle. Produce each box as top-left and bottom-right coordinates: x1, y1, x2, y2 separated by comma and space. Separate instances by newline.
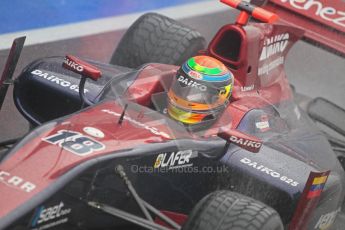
63, 55, 101, 81
62, 55, 102, 108
218, 128, 263, 153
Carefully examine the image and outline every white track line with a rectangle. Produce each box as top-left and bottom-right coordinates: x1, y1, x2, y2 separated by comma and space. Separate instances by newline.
0, 1, 228, 50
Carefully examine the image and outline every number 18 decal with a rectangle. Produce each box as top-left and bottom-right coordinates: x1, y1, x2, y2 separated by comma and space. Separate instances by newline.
43, 130, 105, 156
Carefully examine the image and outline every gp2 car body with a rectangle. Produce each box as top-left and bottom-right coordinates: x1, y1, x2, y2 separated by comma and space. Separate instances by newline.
0, 0, 344, 229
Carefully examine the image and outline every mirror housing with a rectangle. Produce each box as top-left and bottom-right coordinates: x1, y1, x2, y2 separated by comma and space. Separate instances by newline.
218, 128, 263, 153
63, 55, 101, 81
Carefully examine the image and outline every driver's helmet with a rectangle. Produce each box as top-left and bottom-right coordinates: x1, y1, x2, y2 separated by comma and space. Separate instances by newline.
167, 55, 234, 126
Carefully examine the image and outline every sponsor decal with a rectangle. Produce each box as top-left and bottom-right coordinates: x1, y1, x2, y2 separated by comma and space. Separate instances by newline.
277, 0, 345, 29
288, 171, 330, 230
63, 56, 84, 73
256, 115, 270, 132
31, 69, 88, 93
188, 70, 203, 80
260, 33, 289, 61
43, 130, 105, 156
241, 85, 254, 92
83, 127, 104, 138
0, 171, 36, 192
154, 150, 197, 169
101, 109, 171, 139
229, 135, 262, 152
63, 55, 101, 81
314, 207, 341, 230
31, 202, 71, 230
178, 75, 207, 91
307, 174, 328, 198
240, 158, 299, 186
258, 56, 285, 76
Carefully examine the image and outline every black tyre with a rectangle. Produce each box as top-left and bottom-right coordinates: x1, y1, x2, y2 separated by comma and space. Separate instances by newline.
110, 13, 206, 68
183, 191, 284, 230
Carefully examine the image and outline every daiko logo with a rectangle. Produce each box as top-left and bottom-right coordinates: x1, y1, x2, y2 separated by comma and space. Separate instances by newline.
278, 0, 345, 29
178, 75, 207, 91
64, 56, 84, 72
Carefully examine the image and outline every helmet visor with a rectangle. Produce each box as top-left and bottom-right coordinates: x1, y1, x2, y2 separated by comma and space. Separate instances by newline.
167, 103, 210, 124
170, 72, 231, 110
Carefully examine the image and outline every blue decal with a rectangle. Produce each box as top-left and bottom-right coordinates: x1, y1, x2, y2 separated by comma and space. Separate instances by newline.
31, 206, 44, 227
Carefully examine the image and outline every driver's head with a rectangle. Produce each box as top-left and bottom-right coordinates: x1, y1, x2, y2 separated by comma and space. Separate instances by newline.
167, 55, 234, 126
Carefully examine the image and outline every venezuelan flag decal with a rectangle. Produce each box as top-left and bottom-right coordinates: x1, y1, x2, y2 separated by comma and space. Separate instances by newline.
307, 175, 328, 199
288, 170, 330, 230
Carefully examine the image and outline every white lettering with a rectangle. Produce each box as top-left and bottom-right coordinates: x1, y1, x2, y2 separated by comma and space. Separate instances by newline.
258, 57, 285, 76
314, 208, 341, 229
64, 58, 84, 72
36, 202, 71, 226
305, 0, 323, 15
240, 158, 299, 187
31, 69, 88, 93
240, 157, 251, 164
229, 135, 262, 149
178, 75, 207, 91
8, 176, 22, 186
334, 11, 345, 27
260, 33, 289, 61
241, 85, 254, 92
0, 170, 36, 192
320, 7, 337, 21
279, 0, 345, 28
0, 171, 10, 180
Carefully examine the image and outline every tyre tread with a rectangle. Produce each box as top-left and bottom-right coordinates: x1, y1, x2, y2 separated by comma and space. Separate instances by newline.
110, 13, 205, 68
183, 191, 284, 230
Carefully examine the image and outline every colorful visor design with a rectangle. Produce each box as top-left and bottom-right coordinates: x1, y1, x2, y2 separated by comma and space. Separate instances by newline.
167, 102, 209, 125
169, 72, 232, 110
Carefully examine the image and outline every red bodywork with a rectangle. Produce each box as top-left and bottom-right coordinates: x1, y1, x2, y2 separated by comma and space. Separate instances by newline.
265, 0, 345, 56
0, 11, 321, 228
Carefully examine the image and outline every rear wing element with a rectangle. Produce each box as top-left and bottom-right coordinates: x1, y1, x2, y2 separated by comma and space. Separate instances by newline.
264, 0, 345, 56
0, 37, 26, 111
288, 170, 330, 230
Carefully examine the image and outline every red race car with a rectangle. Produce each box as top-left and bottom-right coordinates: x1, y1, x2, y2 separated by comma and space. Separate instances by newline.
0, 0, 345, 229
